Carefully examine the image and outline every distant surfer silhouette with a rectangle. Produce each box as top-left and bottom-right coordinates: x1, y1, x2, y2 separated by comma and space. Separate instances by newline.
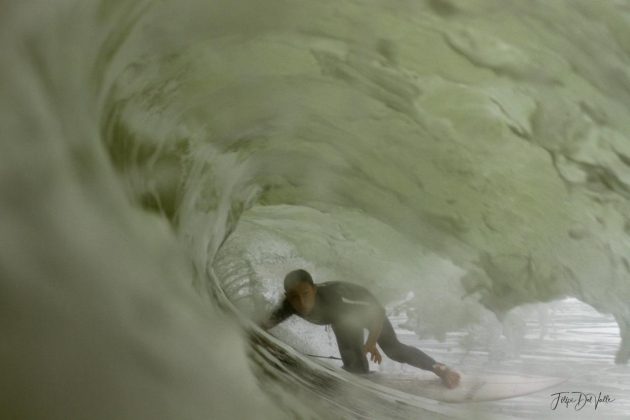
260, 269, 461, 389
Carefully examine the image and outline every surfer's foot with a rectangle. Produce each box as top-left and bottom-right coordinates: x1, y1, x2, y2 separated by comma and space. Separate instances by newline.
432, 363, 461, 389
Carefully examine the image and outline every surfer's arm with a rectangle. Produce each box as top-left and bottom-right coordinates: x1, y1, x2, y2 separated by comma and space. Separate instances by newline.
260, 299, 293, 330
338, 283, 386, 347
360, 305, 385, 364
364, 306, 385, 348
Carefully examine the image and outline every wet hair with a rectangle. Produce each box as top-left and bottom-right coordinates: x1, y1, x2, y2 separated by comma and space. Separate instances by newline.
283, 269, 314, 290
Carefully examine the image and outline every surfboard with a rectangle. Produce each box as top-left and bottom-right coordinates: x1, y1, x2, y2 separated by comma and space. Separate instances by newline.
364, 371, 567, 403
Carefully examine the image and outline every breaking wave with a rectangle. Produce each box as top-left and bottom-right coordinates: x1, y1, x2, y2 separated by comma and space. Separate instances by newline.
2, 0, 630, 418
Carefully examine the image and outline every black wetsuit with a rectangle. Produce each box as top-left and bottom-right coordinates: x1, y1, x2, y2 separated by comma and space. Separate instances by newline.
268, 281, 436, 374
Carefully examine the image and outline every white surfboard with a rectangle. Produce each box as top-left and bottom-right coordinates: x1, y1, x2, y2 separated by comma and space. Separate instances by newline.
365, 371, 567, 403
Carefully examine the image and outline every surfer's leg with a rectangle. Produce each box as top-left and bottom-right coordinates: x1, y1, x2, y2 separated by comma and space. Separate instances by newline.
377, 318, 436, 371
332, 323, 369, 374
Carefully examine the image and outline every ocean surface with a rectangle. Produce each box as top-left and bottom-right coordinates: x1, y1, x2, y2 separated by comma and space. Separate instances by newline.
2, 0, 629, 418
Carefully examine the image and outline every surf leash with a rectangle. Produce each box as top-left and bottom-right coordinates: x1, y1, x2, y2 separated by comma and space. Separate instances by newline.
305, 353, 342, 360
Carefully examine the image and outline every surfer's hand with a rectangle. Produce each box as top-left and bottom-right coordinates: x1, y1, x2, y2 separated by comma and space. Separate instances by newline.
363, 343, 382, 364
433, 363, 460, 389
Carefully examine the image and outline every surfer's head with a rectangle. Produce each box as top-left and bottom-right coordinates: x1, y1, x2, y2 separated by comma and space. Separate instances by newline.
284, 269, 316, 316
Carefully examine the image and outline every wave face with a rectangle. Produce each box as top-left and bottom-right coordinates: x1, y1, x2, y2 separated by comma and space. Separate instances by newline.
2, 0, 630, 418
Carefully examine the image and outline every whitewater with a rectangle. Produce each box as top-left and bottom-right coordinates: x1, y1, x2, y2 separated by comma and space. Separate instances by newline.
1, 0, 629, 418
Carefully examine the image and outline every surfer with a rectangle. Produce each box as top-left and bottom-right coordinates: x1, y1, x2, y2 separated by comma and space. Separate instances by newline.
260, 269, 461, 389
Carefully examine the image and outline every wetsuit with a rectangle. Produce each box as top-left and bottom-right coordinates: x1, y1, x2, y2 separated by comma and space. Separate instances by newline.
267, 281, 436, 374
